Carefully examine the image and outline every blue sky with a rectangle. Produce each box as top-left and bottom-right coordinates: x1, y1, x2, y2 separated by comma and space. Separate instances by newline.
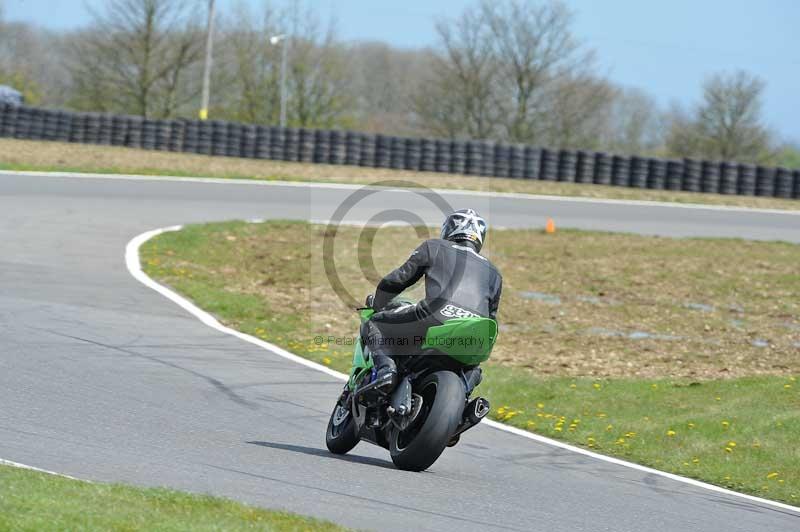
5, 0, 799, 142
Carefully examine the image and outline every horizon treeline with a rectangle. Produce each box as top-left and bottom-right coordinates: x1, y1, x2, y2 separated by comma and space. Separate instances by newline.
0, 0, 797, 168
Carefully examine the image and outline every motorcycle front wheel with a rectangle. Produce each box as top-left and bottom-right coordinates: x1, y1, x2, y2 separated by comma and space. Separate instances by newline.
389, 371, 465, 471
325, 392, 360, 454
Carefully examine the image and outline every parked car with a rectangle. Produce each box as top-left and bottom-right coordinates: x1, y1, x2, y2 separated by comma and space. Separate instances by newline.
0, 85, 23, 105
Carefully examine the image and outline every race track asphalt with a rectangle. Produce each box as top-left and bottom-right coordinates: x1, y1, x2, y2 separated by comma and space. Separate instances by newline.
1, 171, 798, 531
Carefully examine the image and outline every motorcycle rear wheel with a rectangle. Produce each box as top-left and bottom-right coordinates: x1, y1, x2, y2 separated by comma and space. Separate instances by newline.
389, 371, 465, 471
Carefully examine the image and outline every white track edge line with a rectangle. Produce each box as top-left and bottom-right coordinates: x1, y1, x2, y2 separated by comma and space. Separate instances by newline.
4, 169, 799, 216
126, 226, 347, 381
0, 458, 82, 480
126, 224, 800, 516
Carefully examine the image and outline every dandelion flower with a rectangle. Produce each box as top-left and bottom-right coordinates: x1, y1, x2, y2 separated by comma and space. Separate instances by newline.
728, 441, 736, 447
688, 422, 696, 429
724, 447, 733, 453
667, 430, 676, 437
651, 384, 658, 389
784, 384, 792, 389
537, 402, 544, 409
692, 458, 700, 464
606, 424, 614, 431
570, 383, 577, 389
322, 357, 332, 365
767, 472, 779, 479
721, 420, 730, 428
593, 383, 602, 390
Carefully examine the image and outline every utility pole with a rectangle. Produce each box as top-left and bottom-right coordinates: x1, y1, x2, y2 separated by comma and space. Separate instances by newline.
270, 34, 289, 128
199, 0, 215, 120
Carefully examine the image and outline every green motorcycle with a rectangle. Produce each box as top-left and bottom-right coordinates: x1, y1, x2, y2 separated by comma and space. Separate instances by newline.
325, 296, 496, 471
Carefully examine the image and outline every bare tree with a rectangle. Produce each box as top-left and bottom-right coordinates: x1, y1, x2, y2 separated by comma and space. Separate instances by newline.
346, 42, 430, 135
542, 74, 615, 149
481, 0, 595, 144
415, 0, 609, 146
67, 0, 204, 118
605, 87, 663, 154
0, 19, 39, 103
414, 6, 498, 139
663, 102, 702, 158
0, 14, 65, 105
695, 71, 772, 161
286, 4, 352, 128
665, 71, 772, 163
217, 2, 351, 127
220, 3, 283, 123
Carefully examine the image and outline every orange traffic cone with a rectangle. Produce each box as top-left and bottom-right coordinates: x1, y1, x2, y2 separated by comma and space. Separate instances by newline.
545, 218, 556, 234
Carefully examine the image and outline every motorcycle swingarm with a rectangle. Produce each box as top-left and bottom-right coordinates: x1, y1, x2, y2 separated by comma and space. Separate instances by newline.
358, 426, 390, 450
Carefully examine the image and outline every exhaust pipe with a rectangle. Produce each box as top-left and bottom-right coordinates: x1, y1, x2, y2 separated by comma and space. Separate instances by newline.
466, 397, 491, 424
450, 397, 491, 442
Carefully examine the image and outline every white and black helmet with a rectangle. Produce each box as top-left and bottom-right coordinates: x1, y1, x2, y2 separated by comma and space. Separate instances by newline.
440, 209, 488, 252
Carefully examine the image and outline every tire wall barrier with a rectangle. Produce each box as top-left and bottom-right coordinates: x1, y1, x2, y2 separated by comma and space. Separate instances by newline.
0, 103, 797, 200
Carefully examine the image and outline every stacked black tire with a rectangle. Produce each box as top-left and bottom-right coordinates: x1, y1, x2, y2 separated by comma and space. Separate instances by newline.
0, 103, 798, 200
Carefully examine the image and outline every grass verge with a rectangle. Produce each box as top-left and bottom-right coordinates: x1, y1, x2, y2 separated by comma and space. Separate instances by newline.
0, 464, 348, 531
2, 138, 799, 211
140, 220, 799, 505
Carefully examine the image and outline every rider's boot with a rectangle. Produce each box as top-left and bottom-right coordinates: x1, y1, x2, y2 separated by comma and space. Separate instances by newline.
371, 353, 397, 391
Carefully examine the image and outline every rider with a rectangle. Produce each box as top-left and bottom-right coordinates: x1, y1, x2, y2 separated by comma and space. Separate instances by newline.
363, 209, 502, 391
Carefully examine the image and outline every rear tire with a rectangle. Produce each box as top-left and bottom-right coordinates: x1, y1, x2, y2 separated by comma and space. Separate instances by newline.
389, 371, 465, 471
326, 393, 359, 454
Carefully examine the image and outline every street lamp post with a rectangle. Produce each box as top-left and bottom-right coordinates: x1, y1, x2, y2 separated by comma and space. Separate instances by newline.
270, 34, 288, 128
199, 0, 215, 120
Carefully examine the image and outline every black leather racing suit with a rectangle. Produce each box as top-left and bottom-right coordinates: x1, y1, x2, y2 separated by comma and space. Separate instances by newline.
363, 238, 502, 383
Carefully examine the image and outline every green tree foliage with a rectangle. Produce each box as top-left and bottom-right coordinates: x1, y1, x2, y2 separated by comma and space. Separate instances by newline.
0, 70, 42, 105
775, 144, 800, 169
